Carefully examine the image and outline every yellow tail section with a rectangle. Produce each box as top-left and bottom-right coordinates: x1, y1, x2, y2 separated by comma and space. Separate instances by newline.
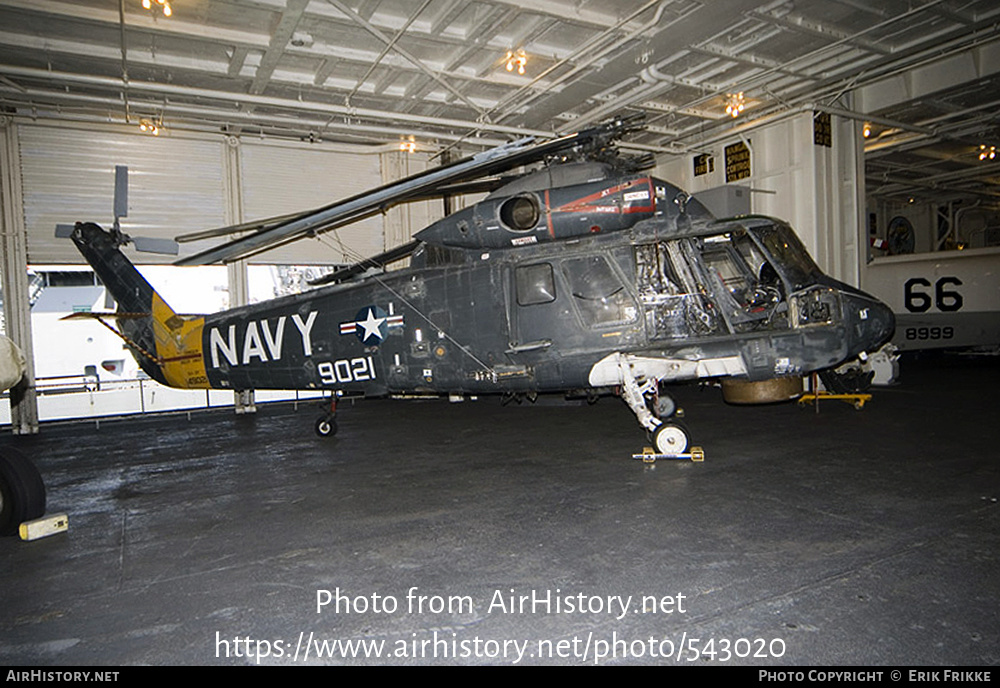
150, 293, 211, 389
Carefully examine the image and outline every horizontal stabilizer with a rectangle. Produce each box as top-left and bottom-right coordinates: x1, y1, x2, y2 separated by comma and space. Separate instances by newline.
59, 311, 150, 321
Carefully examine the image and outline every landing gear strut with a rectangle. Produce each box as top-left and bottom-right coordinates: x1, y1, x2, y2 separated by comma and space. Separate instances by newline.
315, 396, 338, 438
615, 357, 692, 455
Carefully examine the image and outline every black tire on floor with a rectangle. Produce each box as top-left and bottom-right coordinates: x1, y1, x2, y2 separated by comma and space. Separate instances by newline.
0, 446, 46, 536
314, 416, 337, 438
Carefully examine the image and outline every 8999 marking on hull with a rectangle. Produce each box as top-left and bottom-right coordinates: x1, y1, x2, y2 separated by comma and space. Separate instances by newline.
905, 326, 954, 341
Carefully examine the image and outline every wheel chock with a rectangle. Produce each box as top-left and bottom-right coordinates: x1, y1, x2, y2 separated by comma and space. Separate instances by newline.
19, 513, 69, 541
633, 446, 705, 462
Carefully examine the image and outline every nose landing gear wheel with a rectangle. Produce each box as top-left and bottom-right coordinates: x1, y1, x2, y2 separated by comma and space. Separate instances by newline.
652, 423, 689, 455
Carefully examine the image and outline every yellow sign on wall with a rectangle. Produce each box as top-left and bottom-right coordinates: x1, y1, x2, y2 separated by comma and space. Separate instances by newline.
724, 142, 751, 182
693, 153, 714, 177
814, 111, 832, 148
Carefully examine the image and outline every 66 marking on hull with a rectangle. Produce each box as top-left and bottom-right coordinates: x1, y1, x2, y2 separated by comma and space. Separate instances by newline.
318, 356, 377, 385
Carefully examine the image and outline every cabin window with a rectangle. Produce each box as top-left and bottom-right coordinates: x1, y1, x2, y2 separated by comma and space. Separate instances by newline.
516, 263, 556, 305
422, 244, 461, 267
561, 255, 635, 327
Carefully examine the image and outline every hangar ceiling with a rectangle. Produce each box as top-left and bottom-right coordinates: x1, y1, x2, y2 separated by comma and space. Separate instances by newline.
0, 0, 998, 206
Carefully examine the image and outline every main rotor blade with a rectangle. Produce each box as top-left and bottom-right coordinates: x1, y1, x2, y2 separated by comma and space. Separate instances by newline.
307, 240, 420, 286
174, 113, 643, 266
174, 210, 313, 243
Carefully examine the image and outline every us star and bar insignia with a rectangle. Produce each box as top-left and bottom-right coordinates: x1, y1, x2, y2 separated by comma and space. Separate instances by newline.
339, 305, 404, 344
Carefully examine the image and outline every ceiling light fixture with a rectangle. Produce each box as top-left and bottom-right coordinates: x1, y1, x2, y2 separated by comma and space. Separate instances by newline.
979, 144, 996, 161
139, 118, 161, 135
505, 49, 527, 75
863, 122, 872, 138
725, 92, 745, 118
142, 0, 172, 17
400, 135, 416, 154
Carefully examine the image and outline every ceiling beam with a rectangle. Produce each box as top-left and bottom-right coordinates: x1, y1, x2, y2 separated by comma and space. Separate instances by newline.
748, 8, 891, 55
0, 64, 552, 138
856, 37, 1000, 114
249, 0, 309, 95
0, 0, 269, 48
228, 47, 250, 79
324, 0, 487, 117
429, 0, 467, 37
345, 0, 433, 105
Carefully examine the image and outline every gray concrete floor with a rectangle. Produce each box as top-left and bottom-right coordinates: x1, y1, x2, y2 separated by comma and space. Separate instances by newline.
1, 354, 998, 666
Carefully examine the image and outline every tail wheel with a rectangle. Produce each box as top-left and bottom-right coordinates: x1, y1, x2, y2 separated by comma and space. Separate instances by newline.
652, 422, 689, 455
314, 416, 338, 438
0, 446, 46, 536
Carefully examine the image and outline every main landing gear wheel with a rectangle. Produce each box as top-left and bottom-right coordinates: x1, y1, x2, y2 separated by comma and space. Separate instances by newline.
314, 416, 338, 438
652, 422, 689, 455
0, 446, 46, 536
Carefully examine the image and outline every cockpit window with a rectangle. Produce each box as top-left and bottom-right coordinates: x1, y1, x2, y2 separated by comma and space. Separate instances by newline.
691, 231, 790, 333
562, 255, 636, 327
754, 222, 822, 290
732, 230, 767, 277
702, 248, 751, 301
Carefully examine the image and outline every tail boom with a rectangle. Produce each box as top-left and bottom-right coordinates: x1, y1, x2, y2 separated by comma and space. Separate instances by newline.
69, 223, 210, 389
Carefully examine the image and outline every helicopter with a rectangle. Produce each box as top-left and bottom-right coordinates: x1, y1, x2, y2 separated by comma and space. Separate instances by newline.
62, 114, 895, 458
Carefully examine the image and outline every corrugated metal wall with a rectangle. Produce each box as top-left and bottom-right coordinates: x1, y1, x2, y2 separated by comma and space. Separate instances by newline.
15, 122, 388, 266
239, 139, 383, 265
18, 123, 227, 264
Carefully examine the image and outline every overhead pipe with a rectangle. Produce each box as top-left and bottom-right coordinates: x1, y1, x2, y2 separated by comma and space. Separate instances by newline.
0, 64, 553, 140
0, 85, 513, 148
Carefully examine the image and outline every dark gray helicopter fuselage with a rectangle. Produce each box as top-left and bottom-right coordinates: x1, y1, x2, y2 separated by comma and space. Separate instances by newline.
188, 168, 894, 400
67, 115, 896, 453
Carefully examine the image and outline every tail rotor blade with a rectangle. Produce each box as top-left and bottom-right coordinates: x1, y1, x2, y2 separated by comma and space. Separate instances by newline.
114, 165, 129, 220
132, 236, 179, 256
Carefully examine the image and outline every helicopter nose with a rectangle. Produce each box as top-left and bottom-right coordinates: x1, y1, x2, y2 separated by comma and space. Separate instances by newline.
847, 294, 896, 355
872, 299, 896, 346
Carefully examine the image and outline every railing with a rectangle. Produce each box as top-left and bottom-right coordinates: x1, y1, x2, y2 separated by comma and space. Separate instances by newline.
1, 375, 325, 425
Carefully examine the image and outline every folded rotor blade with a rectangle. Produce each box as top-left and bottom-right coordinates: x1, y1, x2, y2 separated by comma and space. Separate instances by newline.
174, 210, 314, 243
307, 240, 421, 286
174, 113, 644, 266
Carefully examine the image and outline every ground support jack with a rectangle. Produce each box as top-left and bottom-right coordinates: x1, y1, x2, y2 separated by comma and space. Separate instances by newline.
798, 373, 872, 411
632, 446, 705, 463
